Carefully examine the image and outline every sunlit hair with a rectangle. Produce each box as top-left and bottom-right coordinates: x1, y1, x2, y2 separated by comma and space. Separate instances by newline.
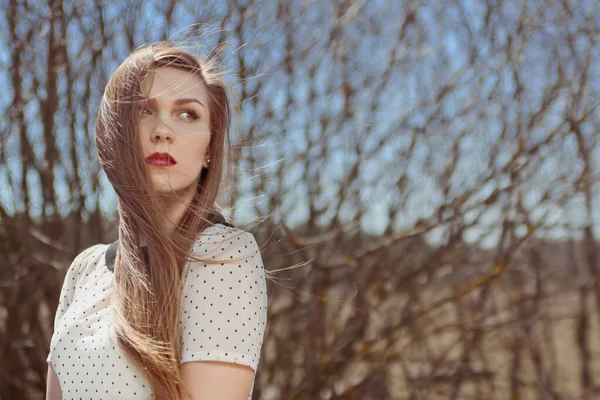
95, 41, 246, 399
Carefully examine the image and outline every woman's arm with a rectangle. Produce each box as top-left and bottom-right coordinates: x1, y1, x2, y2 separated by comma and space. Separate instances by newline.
46, 364, 62, 400
178, 227, 268, 399
45, 244, 99, 400
179, 361, 255, 400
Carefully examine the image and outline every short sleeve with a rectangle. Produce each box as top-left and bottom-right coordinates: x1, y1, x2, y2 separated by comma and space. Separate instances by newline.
46, 245, 100, 363
180, 227, 268, 373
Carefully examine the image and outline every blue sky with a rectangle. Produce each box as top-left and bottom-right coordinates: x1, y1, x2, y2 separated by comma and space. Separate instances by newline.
1, 0, 599, 248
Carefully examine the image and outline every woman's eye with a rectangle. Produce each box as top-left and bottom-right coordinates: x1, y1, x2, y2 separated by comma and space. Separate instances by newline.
180, 109, 200, 121
138, 106, 199, 121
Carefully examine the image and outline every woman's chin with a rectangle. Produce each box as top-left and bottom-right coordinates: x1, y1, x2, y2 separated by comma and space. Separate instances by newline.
150, 180, 195, 197
149, 180, 180, 193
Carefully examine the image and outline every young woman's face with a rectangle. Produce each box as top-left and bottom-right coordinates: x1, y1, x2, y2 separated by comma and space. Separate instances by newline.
138, 67, 211, 195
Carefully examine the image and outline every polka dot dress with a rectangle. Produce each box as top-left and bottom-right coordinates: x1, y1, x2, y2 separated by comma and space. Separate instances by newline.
47, 224, 268, 399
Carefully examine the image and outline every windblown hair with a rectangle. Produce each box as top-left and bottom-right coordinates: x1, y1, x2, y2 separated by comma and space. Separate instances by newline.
95, 41, 241, 399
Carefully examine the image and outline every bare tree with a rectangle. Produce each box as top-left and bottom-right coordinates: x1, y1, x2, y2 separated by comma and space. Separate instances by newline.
0, 0, 599, 399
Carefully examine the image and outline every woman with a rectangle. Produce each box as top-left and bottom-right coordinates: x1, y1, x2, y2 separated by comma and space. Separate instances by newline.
46, 41, 268, 400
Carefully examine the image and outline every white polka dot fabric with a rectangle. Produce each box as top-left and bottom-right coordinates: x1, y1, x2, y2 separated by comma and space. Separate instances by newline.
46, 224, 268, 399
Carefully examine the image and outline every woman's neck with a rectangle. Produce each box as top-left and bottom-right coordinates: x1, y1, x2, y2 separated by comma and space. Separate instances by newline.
140, 184, 196, 246
161, 192, 193, 233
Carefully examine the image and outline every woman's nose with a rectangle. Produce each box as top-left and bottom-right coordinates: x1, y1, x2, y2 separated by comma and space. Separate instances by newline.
151, 119, 174, 143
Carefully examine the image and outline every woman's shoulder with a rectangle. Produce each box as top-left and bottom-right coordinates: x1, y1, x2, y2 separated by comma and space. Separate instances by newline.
179, 224, 268, 371
197, 222, 246, 237
193, 223, 257, 250
68, 242, 109, 271
59, 243, 110, 295
188, 223, 262, 265
76, 243, 111, 275
183, 222, 267, 292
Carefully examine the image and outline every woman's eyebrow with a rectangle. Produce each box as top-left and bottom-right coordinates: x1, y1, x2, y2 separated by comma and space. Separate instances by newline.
145, 97, 205, 110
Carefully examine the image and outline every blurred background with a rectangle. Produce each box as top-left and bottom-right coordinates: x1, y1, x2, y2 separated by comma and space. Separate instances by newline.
1, 0, 599, 399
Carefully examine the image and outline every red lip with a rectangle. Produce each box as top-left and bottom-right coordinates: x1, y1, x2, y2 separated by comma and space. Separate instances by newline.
145, 152, 177, 166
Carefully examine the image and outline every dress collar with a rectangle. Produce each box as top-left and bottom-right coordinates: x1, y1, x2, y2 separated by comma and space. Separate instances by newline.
105, 241, 150, 272
105, 240, 119, 272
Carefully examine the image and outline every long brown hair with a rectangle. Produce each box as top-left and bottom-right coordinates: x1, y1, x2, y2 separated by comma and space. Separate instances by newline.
95, 41, 242, 399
